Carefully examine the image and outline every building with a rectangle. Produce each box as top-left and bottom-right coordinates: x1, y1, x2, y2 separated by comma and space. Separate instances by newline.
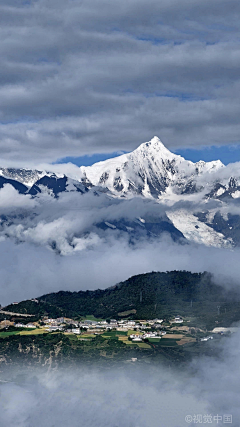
200, 336, 213, 342
127, 321, 136, 326
174, 316, 183, 324
26, 323, 36, 328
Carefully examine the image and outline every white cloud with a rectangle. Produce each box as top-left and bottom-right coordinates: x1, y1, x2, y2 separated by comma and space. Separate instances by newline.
0, 367, 208, 427
1, 329, 240, 427
0, 184, 36, 211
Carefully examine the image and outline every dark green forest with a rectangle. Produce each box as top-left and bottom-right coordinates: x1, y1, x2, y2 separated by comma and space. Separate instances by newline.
5, 271, 240, 328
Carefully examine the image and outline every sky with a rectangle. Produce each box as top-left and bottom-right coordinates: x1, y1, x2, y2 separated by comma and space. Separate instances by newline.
57, 144, 240, 167
0, 0, 240, 166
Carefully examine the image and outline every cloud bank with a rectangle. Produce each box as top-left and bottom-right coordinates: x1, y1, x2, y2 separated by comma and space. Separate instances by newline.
0, 0, 240, 164
0, 183, 240, 305
1, 331, 240, 427
1, 229, 240, 306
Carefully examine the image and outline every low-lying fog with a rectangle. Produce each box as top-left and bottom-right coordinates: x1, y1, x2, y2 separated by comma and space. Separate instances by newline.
1, 235, 240, 306
1, 330, 240, 427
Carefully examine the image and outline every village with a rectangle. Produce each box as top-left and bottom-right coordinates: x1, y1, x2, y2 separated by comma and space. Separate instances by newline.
0, 314, 220, 345
0, 311, 238, 361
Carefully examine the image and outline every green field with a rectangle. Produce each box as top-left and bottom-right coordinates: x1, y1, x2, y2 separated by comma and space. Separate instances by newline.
127, 330, 136, 336
77, 334, 96, 340
101, 331, 123, 338
136, 343, 151, 349
125, 341, 138, 346
0, 331, 20, 338
0, 328, 46, 338
67, 334, 78, 340
158, 338, 178, 346
19, 329, 48, 336
83, 315, 104, 321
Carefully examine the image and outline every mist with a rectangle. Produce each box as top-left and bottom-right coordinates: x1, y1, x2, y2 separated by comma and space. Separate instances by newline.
0, 366, 211, 427
0, 231, 240, 306
1, 330, 240, 427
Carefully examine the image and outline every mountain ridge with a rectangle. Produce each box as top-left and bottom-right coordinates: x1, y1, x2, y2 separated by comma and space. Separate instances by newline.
80, 136, 225, 198
0, 136, 240, 250
3, 270, 240, 330
0, 136, 225, 198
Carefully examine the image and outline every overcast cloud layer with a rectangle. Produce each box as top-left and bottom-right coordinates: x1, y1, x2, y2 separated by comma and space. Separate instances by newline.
0, 0, 239, 164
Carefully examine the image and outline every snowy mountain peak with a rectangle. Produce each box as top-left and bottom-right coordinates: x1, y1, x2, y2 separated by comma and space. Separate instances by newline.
0, 136, 226, 203
80, 137, 187, 198
135, 136, 179, 161
80, 136, 226, 199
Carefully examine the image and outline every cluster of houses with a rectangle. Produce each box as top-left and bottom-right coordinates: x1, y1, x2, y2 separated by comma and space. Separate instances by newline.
9, 315, 185, 336
129, 331, 167, 342
15, 322, 36, 328
40, 317, 165, 334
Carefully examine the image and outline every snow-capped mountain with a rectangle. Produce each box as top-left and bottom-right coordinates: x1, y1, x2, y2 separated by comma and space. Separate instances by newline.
0, 136, 240, 251
81, 136, 224, 199
0, 167, 45, 187
0, 136, 234, 201
0, 169, 91, 196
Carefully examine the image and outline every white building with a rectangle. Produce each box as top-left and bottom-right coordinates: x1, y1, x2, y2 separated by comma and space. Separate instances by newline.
127, 321, 136, 326
174, 316, 183, 323
142, 332, 159, 339
26, 323, 36, 328
200, 336, 213, 342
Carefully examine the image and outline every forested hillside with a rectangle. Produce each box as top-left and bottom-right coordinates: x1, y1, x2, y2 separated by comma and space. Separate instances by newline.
5, 271, 240, 327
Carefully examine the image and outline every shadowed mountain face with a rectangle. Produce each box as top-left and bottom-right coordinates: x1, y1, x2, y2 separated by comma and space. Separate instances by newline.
28, 176, 68, 196
28, 175, 89, 196
0, 176, 28, 194
1, 137, 240, 250
96, 215, 185, 243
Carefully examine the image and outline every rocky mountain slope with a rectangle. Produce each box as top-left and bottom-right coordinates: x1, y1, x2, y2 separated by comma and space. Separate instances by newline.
81, 136, 224, 199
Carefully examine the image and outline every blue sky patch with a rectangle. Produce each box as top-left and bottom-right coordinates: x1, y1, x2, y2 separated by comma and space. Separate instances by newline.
56, 144, 240, 167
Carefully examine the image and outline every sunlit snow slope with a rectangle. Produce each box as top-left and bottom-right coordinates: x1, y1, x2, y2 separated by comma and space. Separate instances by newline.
1, 136, 240, 250
81, 136, 224, 199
